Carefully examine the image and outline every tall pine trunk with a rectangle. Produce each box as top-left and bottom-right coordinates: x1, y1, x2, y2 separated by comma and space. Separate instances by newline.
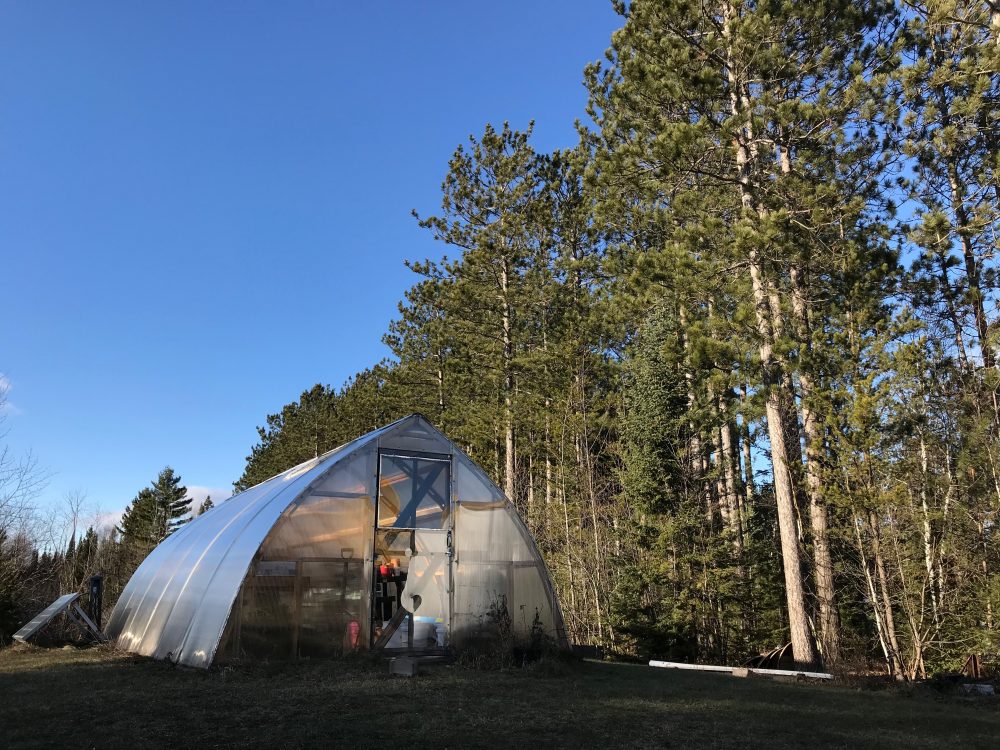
723, 0, 820, 668
500, 261, 516, 502
718, 394, 744, 556
790, 264, 841, 664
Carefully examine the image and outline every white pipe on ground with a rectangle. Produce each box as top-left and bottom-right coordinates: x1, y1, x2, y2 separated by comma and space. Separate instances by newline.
648, 660, 833, 680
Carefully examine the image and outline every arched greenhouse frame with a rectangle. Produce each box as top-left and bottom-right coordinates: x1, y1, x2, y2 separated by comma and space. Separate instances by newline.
105, 415, 567, 667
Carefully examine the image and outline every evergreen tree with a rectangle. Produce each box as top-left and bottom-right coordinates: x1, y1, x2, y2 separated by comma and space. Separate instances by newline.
585, 0, 900, 669
118, 487, 158, 547
118, 468, 193, 549
411, 121, 550, 502
223, 0, 999, 676
236, 370, 402, 492
152, 467, 192, 536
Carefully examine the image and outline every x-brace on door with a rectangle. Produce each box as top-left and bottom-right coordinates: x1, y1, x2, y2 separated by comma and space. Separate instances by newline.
371, 450, 452, 651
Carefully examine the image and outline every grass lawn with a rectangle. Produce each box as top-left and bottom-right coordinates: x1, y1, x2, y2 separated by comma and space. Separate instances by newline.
1, 645, 998, 749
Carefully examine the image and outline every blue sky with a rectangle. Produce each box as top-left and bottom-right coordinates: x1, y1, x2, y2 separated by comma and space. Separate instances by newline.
0, 2, 621, 528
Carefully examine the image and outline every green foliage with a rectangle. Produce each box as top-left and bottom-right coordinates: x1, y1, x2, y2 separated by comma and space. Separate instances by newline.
235, 370, 404, 492
618, 306, 688, 517
0, 531, 23, 643
224, 1, 1000, 675
118, 488, 158, 548
119, 467, 193, 551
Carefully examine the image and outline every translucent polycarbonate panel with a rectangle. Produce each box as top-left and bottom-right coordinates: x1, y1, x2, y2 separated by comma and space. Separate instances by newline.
263, 496, 371, 560
107, 414, 565, 667
223, 449, 375, 660
402, 531, 450, 647
377, 455, 450, 529
263, 449, 375, 561
450, 452, 565, 647
224, 557, 370, 660
509, 562, 556, 634
106, 472, 292, 663
298, 559, 367, 655
372, 528, 450, 649
454, 454, 507, 505
231, 566, 297, 659
453, 502, 562, 645
105, 425, 389, 668
313, 444, 376, 497
378, 416, 452, 455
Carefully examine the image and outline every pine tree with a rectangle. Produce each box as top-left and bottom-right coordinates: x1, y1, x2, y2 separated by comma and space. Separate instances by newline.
152, 467, 192, 536
901, 0, 1000, 372
238, 384, 338, 490
219, 0, 998, 675
118, 488, 158, 546
73, 527, 98, 588
897, 0, 1000, 657
118, 467, 193, 547
235, 371, 403, 492
586, 0, 900, 667
412, 121, 550, 503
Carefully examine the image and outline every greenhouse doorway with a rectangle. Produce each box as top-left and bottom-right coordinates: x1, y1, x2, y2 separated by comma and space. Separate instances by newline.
372, 451, 452, 652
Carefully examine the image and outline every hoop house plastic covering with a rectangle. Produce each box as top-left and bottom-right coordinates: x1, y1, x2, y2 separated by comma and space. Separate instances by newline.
105, 415, 566, 668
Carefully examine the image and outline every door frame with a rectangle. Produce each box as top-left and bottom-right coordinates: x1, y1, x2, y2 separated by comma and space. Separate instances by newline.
370, 448, 454, 651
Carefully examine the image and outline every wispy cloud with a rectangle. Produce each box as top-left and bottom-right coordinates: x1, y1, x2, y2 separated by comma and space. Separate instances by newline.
91, 484, 231, 533
93, 484, 231, 532
93, 509, 125, 533
0, 373, 23, 416
187, 485, 231, 507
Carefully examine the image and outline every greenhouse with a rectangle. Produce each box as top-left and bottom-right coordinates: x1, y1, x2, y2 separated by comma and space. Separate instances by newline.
104, 414, 567, 668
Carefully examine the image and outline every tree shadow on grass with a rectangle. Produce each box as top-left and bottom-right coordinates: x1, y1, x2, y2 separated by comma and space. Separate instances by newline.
1, 650, 999, 749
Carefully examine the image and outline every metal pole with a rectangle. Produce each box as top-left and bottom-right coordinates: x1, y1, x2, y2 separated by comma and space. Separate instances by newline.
89, 574, 104, 632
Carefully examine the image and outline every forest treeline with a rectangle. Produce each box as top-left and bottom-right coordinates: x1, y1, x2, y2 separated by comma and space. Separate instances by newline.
1, 1, 997, 678
234, 0, 1000, 676
0, 465, 210, 642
